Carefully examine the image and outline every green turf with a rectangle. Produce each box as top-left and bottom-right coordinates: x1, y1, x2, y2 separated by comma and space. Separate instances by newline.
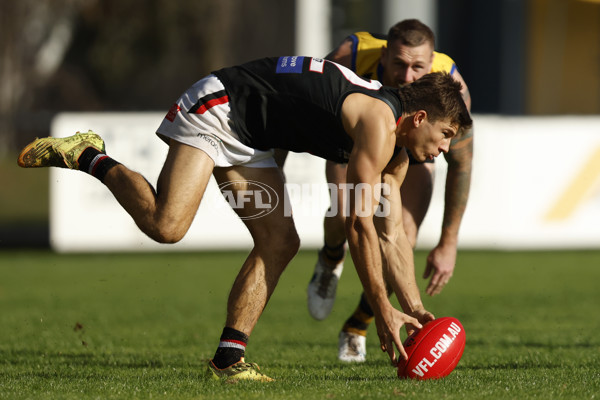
0, 250, 598, 399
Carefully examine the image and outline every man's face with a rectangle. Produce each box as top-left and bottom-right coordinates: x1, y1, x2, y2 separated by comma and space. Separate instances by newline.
404, 115, 457, 162
380, 41, 434, 87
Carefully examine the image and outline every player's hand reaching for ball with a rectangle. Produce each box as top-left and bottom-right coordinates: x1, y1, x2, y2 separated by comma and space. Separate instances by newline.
374, 305, 422, 365
405, 308, 435, 337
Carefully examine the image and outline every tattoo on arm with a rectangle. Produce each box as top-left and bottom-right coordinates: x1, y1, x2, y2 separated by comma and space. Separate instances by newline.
442, 128, 473, 238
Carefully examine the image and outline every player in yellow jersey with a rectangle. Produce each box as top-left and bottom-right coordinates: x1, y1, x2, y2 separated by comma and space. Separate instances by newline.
305, 19, 473, 362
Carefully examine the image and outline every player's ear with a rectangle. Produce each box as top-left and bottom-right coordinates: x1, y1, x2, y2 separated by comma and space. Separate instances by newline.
380, 45, 387, 63
413, 110, 428, 127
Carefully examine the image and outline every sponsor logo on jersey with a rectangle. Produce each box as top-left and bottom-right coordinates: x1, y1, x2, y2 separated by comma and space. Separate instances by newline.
276, 56, 304, 74
309, 58, 325, 73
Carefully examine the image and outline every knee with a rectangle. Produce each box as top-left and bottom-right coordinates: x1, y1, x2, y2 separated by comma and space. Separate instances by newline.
256, 224, 300, 261
275, 227, 301, 260
150, 222, 187, 244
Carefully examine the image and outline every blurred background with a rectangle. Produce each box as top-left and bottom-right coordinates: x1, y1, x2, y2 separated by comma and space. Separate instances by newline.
2, 0, 600, 248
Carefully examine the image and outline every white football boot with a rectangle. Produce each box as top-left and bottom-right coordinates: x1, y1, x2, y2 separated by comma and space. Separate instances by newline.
307, 249, 345, 320
338, 331, 367, 362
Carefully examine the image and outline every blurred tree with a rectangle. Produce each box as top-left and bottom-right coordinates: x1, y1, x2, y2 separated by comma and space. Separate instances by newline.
0, 0, 293, 155
0, 0, 82, 155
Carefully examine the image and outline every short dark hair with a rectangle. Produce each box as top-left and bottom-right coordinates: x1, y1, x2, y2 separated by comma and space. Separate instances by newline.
387, 19, 435, 48
398, 72, 472, 130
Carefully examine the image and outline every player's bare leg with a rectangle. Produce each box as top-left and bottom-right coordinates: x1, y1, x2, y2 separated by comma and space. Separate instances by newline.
213, 165, 299, 333
18, 133, 213, 244
207, 165, 299, 381
103, 140, 214, 243
307, 160, 348, 320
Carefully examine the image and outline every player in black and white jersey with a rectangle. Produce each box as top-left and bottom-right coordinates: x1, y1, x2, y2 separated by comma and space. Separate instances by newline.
18, 56, 472, 382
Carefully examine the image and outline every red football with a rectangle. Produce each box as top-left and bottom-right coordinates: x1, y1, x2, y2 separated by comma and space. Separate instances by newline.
397, 317, 466, 380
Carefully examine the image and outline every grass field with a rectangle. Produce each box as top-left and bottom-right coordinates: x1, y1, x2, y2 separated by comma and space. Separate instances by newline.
0, 249, 599, 399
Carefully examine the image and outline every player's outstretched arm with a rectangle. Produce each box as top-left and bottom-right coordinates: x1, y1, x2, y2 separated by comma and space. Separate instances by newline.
425, 126, 473, 295
376, 153, 434, 334
424, 71, 474, 296
342, 94, 421, 364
